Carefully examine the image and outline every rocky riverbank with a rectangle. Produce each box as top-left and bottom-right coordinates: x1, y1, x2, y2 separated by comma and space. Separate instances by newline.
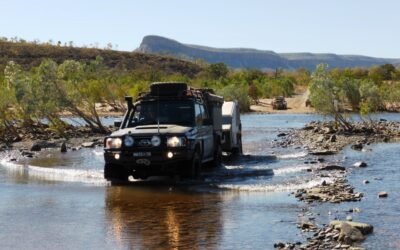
0, 124, 112, 160
282, 120, 400, 153
273, 120, 400, 249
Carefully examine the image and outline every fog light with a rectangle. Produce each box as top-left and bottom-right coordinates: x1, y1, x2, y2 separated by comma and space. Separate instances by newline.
114, 153, 120, 160
167, 152, 173, 158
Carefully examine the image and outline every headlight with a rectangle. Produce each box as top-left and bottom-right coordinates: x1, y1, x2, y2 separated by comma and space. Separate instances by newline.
105, 138, 122, 149
151, 136, 161, 146
124, 136, 134, 147
167, 136, 187, 147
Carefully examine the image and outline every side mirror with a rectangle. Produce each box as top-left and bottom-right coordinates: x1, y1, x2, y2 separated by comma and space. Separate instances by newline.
203, 118, 212, 126
114, 120, 122, 128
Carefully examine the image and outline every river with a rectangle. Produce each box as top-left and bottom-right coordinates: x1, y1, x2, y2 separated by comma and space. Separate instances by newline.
0, 113, 400, 249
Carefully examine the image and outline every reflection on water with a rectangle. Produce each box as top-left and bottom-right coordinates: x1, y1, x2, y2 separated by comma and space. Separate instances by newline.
105, 186, 222, 249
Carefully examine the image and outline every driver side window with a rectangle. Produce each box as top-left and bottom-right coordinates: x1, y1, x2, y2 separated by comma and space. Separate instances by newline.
195, 103, 202, 126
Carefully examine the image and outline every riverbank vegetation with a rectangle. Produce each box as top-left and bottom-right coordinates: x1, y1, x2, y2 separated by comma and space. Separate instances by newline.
1, 39, 400, 141
309, 63, 400, 129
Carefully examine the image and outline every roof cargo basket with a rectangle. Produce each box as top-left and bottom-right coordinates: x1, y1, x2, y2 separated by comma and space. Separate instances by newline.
150, 82, 188, 96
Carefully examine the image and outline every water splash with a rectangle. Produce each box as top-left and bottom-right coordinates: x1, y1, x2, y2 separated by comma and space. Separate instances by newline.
0, 159, 107, 185
217, 177, 333, 192
277, 151, 308, 159
273, 164, 313, 175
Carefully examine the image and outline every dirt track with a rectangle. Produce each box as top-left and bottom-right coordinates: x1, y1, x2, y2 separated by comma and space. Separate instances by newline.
250, 89, 315, 114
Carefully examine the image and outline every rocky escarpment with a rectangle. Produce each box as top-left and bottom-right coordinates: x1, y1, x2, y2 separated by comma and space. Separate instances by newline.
137, 35, 400, 70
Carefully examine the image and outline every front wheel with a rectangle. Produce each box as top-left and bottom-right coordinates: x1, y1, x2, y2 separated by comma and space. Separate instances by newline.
189, 152, 201, 179
104, 164, 130, 184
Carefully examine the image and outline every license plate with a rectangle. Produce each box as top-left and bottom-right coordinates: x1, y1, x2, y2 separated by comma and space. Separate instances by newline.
133, 152, 151, 157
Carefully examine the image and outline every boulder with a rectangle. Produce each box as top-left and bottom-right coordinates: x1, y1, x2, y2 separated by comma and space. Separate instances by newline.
330, 220, 374, 235
351, 143, 363, 151
60, 142, 67, 153
329, 134, 337, 142
30, 140, 58, 151
30, 143, 42, 152
338, 222, 364, 243
277, 132, 287, 137
353, 161, 367, 168
21, 151, 34, 158
273, 242, 285, 248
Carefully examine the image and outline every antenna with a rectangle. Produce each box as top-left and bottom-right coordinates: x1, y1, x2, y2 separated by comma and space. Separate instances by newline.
157, 84, 160, 135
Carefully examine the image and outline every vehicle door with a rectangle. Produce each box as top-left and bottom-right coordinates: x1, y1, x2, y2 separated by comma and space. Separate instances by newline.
195, 103, 214, 159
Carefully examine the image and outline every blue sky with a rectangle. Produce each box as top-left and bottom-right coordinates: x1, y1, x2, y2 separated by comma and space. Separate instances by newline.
1, 0, 399, 58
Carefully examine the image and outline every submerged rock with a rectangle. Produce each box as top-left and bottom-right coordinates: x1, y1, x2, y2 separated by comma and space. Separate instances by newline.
277, 132, 287, 137
351, 143, 363, 151
353, 161, 367, 168
320, 165, 346, 171
378, 191, 388, 198
310, 150, 337, 156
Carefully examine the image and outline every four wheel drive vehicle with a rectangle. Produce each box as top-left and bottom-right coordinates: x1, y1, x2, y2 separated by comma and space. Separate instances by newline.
272, 96, 287, 110
103, 82, 241, 182
221, 101, 242, 155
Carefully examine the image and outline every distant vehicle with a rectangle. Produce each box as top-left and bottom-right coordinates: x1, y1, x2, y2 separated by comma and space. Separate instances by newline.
272, 96, 287, 110
221, 101, 242, 155
103, 82, 242, 182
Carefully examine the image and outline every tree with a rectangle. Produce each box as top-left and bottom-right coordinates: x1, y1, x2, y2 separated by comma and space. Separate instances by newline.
218, 84, 250, 111
359, 80, 381, 115
248, 83, 261, 104
309, 64, 352, 130
339, 77, 360, 111
56, 58, 109, 133
207, 63, 228, 79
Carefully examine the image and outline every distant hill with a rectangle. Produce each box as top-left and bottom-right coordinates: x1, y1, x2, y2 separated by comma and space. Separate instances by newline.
137, 35, 400, 70
0, 41, 201, 76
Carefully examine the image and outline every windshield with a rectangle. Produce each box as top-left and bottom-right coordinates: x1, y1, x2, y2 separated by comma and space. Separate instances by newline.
128, 100, 195, 127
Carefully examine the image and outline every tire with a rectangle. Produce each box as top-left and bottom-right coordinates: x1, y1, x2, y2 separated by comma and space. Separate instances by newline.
104, 164, 130, 183
211, 144, 222, 167
232, 134, 243, 156
189, 152, 201, 179
238, 135, 243, 155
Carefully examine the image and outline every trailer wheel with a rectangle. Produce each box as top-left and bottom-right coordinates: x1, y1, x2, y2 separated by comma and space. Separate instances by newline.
238, 135, 243, 155
232, 134, 243, 156
211, 144, 222, 167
